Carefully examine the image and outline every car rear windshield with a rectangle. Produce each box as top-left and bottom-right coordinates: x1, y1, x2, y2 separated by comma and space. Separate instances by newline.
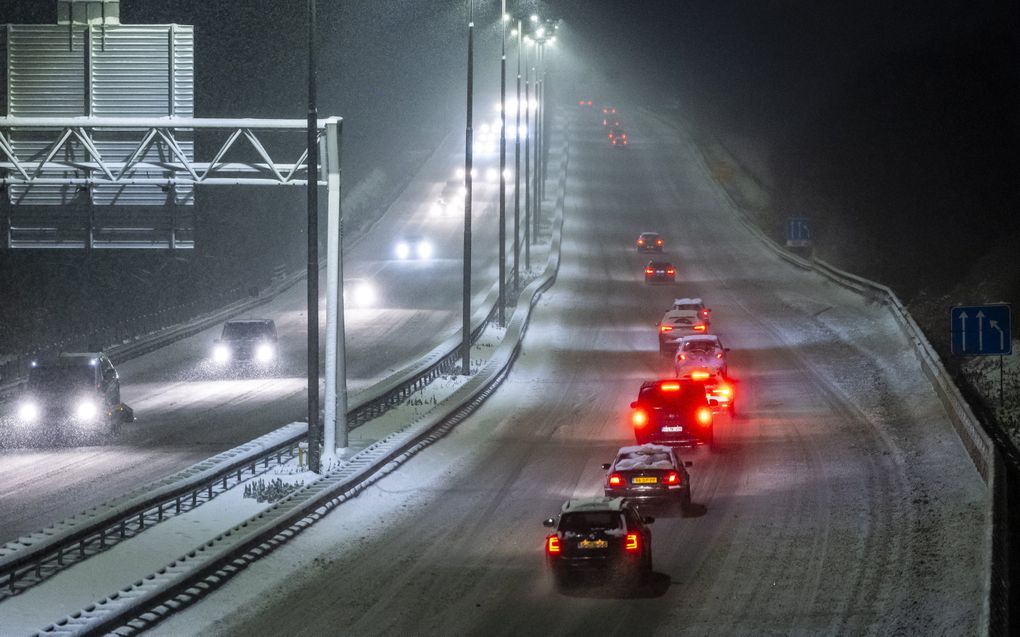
616, 450, 674, 471
682, 340, 717, 352
559, 512, 623, 533
674, 304, 700, 311
28, 365, 94, 390
639, 384, 706, 408
222, 322, 272, 340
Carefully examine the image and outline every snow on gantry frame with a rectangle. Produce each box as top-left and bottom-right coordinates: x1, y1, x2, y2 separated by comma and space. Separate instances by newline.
0, 0, 195, 248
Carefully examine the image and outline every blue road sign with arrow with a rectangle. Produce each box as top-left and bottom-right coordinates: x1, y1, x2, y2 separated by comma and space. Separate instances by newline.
786, 218, 811, 247
950, 304, 1012, 356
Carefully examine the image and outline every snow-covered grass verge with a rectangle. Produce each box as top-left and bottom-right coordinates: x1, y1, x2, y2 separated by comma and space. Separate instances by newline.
963, 341, 1020, 439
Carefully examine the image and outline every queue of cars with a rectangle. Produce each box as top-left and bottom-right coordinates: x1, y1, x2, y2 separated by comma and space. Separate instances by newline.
544, 204, 740, 590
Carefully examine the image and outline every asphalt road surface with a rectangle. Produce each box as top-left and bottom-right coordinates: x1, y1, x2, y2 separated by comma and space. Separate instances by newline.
153, 105, 988, 635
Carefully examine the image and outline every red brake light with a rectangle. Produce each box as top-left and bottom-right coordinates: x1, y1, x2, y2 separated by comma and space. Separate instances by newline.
625, 533, 639, 551
631, 409, 648, 428
656, 239, 663, 246
608, 473, 624, 487
693, 324, 707, 332
546, 535, 561, 554
691, 370, 710, 380
715, 351, 723, 358
696, 407, 712, 425
666, 267, 675, 275
659, 325, 673, 333
660, 381, 680, 392
701, 309, 709, 317
645, 267, 654, 274
678, 353, 686, 361
718, 385, 732, 397
637, 238, 645, 245
666, 471, 680, 485
622, 134, 627, 139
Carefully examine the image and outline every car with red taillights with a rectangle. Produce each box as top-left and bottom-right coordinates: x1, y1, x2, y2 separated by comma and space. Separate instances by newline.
636, 231, 663, 252
690, 372, 736, 414
656, 298, 711, 355
630, 379, 714, 446
602, 444, 693, 514
543, 497, 654, 590
644, 260, 676, 284
674, 334, 729, 379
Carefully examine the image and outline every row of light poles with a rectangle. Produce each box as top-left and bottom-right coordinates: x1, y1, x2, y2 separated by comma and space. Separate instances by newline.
461, 3, 557, 375
304, 1, 557, 472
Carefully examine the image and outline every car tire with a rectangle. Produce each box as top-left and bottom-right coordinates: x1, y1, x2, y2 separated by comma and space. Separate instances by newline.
680, 491, 692, 516
552, 569, 571, 591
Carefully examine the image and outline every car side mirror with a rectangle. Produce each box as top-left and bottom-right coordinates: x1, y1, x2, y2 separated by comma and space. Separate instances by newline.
629, 401, 638, 409
685, 461, 693, 467
643, 516, 655, 524
601, 463, 611, 470
542, 518, 556, 528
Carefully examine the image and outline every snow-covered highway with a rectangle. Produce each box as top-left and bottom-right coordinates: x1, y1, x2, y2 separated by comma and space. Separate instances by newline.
150, 107, 990, 635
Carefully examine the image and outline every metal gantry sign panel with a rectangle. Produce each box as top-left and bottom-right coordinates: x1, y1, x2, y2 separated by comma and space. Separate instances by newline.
2, 24, 195, 207
1, 18, 194, 248
950, 304, 1013, 356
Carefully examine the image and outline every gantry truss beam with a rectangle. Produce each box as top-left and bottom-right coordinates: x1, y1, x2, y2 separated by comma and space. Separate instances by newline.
0, 117, 338, 187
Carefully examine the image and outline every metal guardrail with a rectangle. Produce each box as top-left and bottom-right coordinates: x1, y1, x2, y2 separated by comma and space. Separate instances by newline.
34, 116, 571, 637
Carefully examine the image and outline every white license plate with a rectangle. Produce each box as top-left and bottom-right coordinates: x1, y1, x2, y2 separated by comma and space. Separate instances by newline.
661, 426, 684, 432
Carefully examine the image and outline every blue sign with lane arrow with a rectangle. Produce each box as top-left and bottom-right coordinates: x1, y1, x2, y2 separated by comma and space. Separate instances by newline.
950, 304, 1012, 356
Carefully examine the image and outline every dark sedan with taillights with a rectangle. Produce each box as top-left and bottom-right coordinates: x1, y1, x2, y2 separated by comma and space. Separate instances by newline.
543, 497, 653, 590
602, 444, 693, 514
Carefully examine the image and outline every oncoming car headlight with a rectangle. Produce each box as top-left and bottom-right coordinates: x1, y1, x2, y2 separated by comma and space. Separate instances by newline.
17, 401, 39, 422
76, 399, 99, 422
256, 343, 275, 363
395, 241, 411, 260
352, 282, 376, 308
212, 344, 231, 364
416, 240, 433, 260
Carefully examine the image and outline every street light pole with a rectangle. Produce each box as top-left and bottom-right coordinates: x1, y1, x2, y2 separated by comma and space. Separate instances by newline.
535, 43, 542, 235
537, 42, 545, 229
461, 0, 474, 376
497, 0, 507, 327
523, 39, 530, 271
513, 20, 522, 294
305, 0, 321, 473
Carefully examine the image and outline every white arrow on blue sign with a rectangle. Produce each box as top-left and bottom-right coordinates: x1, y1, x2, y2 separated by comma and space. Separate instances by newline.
950, 304, 1012, 355
786, 218, 811, 247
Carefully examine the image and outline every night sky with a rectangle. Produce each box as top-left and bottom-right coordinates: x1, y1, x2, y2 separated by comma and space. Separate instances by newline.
1, 0, 1017, 348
